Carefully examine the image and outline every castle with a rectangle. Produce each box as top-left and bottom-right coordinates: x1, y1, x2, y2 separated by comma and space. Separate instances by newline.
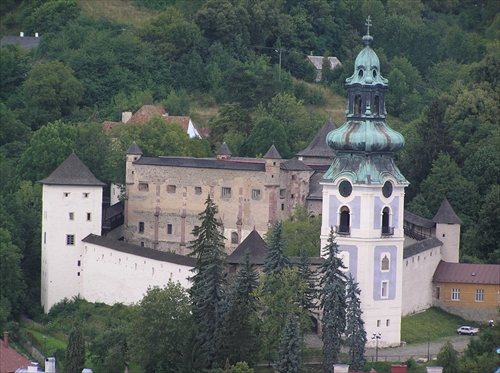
40, 28, 472, 347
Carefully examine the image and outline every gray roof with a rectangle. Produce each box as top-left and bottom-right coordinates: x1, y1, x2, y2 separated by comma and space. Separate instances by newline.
39, 153, 106, 186
82, 234, 197, 267
0, 36, 39, 49
433, 198, 462, 224
403, 237, 443, 259
306, 171, 326, 200
296, 118, 336, 159
136, 156, 266, 171
126, 141, 143, 155
216, 142, 232, 155
227, 230, 267, 265
306, 56, 341, 70
404, 210, 435, 229
433, 261, 500, 285
281, 157, 313, 171
264, 144, 282, 159
103, 201, 124, 220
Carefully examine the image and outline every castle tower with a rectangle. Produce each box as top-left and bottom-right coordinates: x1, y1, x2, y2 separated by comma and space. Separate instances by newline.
264, 144, 282, 227
320, 19, 408, 346
39, 153, 106, 312
433, 197, 461, 263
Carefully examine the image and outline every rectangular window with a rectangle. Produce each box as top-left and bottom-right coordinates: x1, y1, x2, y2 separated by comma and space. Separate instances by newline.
77, 260, 81, 267
436, 287, 440, 300
290, 194, 294, 199
475, 289, 484, 302
451, 288, 460, 301
377, 320, 381, 327
281, 203, 285, 211
386, 319, 390, 327
140, 242, 144, 247
138, 182, 149, 191
86, 212, 91, 221
44, 232, 46, 244
222, 187, 231, 198
195, 186, 202, 195
252, 189, 261, 200
291, 175, 296, 180
77, 272, 80, 276
167, 185, 176, 193
280, 189, 286, 199
381, 281, 388, 298
167, 224, 172, 234
139, 222, 144, 233
83, 193, 89, 198
69, 212, 74, 220
64, 192, 70, 197
66, 235, 75, 245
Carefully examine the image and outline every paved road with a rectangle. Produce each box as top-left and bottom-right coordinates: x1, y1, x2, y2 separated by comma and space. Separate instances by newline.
304, 333, 472, 362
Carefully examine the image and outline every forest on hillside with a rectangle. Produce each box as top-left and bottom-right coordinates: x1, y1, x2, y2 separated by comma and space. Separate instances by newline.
0, 0, 499, 336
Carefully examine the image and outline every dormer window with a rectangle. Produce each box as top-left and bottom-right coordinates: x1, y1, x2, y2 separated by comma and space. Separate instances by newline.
358, 69, 364, 78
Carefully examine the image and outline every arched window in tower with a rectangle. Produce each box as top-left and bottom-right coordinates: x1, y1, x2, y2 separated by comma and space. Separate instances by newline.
338, 206, 350, 235
381, 207, 393, 236
231, 232, 238, 244
354, 95, 362, 114
381, 254, 390, 271
373, 95, 380, 116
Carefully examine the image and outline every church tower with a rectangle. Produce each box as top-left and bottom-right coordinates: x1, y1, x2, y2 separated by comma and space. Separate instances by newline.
39, 153, 106, 312
320, 18, 408, 346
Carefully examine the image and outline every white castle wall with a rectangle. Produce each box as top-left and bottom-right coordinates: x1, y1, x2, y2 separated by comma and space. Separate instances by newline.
82, 242, 193, 305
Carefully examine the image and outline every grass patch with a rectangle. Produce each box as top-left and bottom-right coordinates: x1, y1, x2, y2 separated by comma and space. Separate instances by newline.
401, 307, 476, 344
78, 0, 156, 26
23, 328, 67, 356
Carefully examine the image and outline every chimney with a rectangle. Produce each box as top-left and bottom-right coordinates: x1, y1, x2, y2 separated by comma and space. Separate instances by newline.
122, 111, 132, 123
20, 32, 24, 37
3, 332, 8, 347
333, 364, 349, 373
35, 32, 39, 38
45, 357, 56, 373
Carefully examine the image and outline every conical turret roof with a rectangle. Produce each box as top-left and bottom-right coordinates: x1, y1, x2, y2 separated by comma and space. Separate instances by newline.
433, 198, 462, 224
39, 152, 106, 186
264, 144, 282, 159
126, 141, 143, 155
227, 229, 267, 265
216, 142, 232, 155
296, 118, 336, 159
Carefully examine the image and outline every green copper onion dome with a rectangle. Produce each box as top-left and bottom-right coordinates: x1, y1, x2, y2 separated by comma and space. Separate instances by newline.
324, 17, 408, 185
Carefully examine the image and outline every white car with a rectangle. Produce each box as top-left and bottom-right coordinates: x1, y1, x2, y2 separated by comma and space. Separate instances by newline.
456, 326, 479, 335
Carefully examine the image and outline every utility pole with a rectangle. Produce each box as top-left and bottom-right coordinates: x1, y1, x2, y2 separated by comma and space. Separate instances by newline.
372, 332, 382, 362
427, 332, 430, 361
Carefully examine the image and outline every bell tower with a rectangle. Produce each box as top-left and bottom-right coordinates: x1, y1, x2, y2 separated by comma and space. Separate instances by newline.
320, 18, 408, 346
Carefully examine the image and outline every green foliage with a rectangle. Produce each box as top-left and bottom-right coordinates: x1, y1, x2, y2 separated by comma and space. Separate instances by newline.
246, 117, 290, 158
23, 0, 81, 35
65, 326, 86, 373
282, 205, 321, 257
208, 103, 253, 153
0, 103, 31, 147
163, 89, 190, 116
436, 341, 459, 373
319, 229, 347, 372
263, 221, 291, 274
128, 284, 192, 373
274, 315, 302, 373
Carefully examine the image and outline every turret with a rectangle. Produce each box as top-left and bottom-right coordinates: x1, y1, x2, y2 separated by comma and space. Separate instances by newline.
433, 198, 461, 263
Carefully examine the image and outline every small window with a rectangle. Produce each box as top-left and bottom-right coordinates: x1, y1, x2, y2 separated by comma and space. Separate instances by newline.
252, 189, 261, 200
436, 287, 440, 300
64, 192, 70, 197
77, 260, 81, 266
291, 194, 294, 199
44, 232, 46, 244
280, 189, 286, 199
222, 187, 231, 198
381, 254, 390, 271
167, 185, 176, 193
231, 232, 238, 244
195, 186, 202, 195
281, 203, 285, 211
66, 235, 75, 245
291, 175, 296, 180
83, 193, 89, 198
273, 161, 276, 166
451, 288, 460, 301
140, 242, 144, 247
194, 225, 199, 231
475, 289, 484, 302
386, 319, 390, 327
139, 182, 149, 191
139, 222, 144, 233
86, 213, 91, 221
381, 281, 388, 298
69, 212, 74, 220
376, 320, 381, 327
167, 224, 172, 235
77, 272, 80, 276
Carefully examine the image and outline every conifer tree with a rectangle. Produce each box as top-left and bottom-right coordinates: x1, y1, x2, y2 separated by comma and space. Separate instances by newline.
319, 228, 347, 373
188, 195, 228, 369
274, 314, 303, 373
263, 220, 290, 274
297, 247, 317, 315
64, 327, 85, 373
220, 250, 260, 366
345, 273, 367, 372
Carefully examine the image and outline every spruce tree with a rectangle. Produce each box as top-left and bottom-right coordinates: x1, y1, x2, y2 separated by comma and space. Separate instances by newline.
345, 274, 367, 372
318, 228, 347, 373
188, 195, 227, 369
220, 250, 260, 366
263, 220, 290, 274
297, 247, 317, 315
64, 327, 85, 373
274, 314, 303, 373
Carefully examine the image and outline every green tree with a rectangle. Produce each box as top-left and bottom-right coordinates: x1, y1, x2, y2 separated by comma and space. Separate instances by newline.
0, 102, 31, 147
0, 228, 26, 319
23, 0, 81, 35
163, 89, 190, 116
0, 44, 30, 107
274, 315, 302, 373
282, 205, 321, 257
23, 61, 84, 130
345, 274, 366, 372
208, 103, 253, 152
436, 341, 459, 373
65, 327, 85, 373
128, 284, 192, 373
246, 117, 290, 158
319, 229, 347, 372
263, 220, 291, 274
296, 248, 317, 316
188, 196, 228, 369
220, 250, 260, 366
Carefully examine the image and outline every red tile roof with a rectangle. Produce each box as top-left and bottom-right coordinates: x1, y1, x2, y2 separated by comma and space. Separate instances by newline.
128, 105, 167, 123
102, 121, 120, 133
433, 261, 500, 285
0, 335, 30, 373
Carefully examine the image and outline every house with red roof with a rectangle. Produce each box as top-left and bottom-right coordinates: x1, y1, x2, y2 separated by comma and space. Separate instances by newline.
0, 333, 30, 373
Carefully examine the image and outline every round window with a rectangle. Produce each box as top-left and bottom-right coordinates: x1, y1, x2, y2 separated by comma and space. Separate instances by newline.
339, 180, 352, 197
382, 181, 393, 198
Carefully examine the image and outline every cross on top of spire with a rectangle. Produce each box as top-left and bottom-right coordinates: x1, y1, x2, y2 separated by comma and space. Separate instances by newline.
365, 16, 372, 35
